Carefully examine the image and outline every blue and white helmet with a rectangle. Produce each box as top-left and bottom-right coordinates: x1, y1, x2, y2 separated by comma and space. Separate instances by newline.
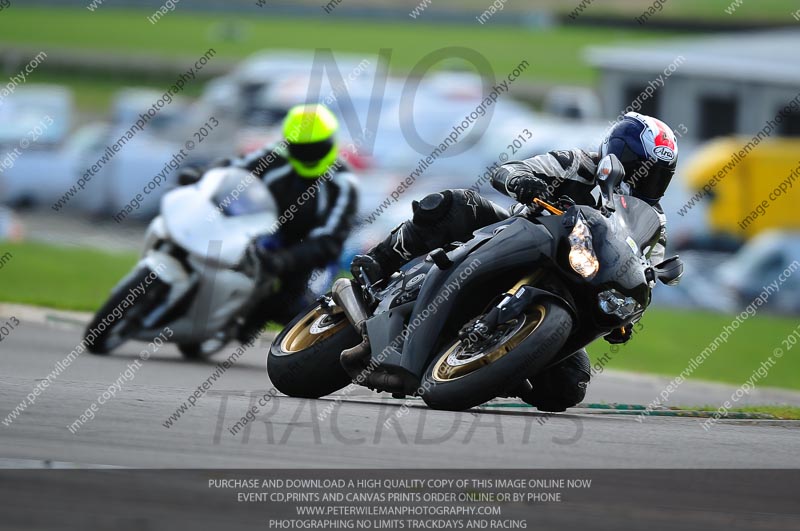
601, 112, 678, 204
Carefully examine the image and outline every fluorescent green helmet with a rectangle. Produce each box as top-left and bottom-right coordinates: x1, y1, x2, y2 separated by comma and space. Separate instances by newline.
282, 103, 339, 178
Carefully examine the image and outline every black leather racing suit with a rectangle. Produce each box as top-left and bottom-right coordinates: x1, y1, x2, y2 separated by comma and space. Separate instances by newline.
363, 149, 669, 411
232, 144, 358, 331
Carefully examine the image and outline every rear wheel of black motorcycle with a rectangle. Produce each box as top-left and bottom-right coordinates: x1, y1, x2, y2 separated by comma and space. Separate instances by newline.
420, 299, 573, 411
85, 267, 167, 355
268, 298, 360, 398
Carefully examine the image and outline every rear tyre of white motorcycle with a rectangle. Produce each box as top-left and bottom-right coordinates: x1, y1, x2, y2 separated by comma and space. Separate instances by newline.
420, 299, 573, 411
268, 298, 360, 399
85, 267, 166, 355
178, 343, 204, 359
178, 341, 225, 360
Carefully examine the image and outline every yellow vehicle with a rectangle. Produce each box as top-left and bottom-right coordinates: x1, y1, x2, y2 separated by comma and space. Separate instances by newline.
682, 138, 800, 238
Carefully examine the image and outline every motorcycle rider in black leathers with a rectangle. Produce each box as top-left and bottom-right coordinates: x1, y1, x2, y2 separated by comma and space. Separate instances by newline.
181, 103, 358, 339
349, 112, 679, 411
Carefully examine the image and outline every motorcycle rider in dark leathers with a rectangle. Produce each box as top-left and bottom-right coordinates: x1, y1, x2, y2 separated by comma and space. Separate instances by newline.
180, 103, 358, 340
348, 112, 679, 411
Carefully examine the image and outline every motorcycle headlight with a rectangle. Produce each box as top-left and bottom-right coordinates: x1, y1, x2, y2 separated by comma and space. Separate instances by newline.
568, 214, 599, 279
598, 289, 642, 319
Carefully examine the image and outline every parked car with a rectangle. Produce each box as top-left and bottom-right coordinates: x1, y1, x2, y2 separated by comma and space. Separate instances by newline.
717, 230, 800, 314
654, 230, 800, 314
0, 85, 74, 207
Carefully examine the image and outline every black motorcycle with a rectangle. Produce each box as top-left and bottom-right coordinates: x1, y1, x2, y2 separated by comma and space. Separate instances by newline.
268, 154, 683, 411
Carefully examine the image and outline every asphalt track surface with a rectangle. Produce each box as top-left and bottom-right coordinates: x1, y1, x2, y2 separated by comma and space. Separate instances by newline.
1, 318, 799, 469
2, 317, 800, 530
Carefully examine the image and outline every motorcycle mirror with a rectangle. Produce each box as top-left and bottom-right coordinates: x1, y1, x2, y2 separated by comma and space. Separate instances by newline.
653, 255, 683, 286
596, 154, 625, 205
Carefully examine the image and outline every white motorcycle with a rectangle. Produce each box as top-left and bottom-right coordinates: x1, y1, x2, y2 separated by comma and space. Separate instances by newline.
85, 167, 280, 358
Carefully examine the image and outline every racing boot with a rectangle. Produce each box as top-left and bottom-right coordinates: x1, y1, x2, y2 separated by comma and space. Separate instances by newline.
521, 349, 591, 412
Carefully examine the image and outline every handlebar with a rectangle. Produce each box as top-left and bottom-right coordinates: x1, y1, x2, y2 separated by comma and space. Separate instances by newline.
358, 268, 379, 305
532, 197, 565, 216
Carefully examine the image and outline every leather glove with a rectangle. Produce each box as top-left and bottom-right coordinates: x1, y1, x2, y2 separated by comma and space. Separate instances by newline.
245, 242, 293, 277
508, 174, 549, 204
350, 254, 384, 285
260, 250, 294, 276
604, 324, 633, 345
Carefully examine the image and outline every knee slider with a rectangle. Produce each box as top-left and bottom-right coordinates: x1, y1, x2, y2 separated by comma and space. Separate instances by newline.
412, 190, 453, 226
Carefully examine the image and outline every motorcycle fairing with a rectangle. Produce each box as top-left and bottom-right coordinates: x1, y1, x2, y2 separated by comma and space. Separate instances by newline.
161, 168, 278, 267
364, 217, 559, 385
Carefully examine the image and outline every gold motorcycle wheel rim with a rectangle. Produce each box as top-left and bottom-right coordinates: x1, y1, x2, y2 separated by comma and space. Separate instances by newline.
431, 305, 546, 382
280, 305, 349, 354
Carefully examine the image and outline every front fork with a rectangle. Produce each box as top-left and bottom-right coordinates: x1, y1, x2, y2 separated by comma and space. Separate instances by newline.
458, 273, 549, 397
459, 273, 541, 343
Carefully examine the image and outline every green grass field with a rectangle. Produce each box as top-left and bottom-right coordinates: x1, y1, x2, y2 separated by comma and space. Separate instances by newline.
0, 242, 137, 312
2, 241, 798, 392
0, 6, 686, 114
0, 7, 683, 87
2, 2, 795, 113
585, 308, 800, 391
559, 0, 799, 22
360, 0, 800, 21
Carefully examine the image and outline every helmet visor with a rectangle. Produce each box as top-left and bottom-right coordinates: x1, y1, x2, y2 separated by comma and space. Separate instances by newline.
628, 163, 674, 203
287, 138, 334, 163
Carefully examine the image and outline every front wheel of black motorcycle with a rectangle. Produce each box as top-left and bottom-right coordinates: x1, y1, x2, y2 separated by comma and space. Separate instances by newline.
420, 299, 573, 411
268, 298, 360, 398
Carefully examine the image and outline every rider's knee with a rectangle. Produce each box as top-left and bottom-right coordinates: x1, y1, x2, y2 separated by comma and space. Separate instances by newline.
411, 190, 454, 226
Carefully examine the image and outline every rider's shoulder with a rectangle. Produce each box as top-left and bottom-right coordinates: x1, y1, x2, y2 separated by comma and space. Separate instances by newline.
523, 148, 593, 171
237, 142, 290, 171
263, 142, 291, 163
332, 157, 355, 175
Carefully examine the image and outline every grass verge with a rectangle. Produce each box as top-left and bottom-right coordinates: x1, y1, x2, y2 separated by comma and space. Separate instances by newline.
586, 307, 800, 391
1, 7, 684, 85
0, 241, 137, 313
678, 405, 800, 420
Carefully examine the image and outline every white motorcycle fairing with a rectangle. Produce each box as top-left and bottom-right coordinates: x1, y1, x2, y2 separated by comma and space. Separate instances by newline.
127, 167, 280, 346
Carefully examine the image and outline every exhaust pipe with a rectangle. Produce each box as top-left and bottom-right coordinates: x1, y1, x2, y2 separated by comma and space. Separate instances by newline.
331, 278, 369, 331
332, 278, 373, 380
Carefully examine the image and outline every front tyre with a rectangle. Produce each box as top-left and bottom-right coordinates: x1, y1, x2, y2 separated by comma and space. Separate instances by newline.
85, 267, 167, 355
420, 300, 573, 411
268, 298, 360, 398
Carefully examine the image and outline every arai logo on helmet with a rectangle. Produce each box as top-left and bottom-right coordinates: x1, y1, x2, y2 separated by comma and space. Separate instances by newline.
653, 145, 675, 161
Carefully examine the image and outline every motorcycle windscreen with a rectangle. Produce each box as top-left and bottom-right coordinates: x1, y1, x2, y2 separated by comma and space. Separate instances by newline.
161, 169, 279, 267
611, 195, 662, 254
210, 171, 277, 217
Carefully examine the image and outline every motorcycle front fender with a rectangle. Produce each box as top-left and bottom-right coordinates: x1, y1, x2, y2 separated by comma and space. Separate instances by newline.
137, 250, 196, 329
141, 250, 190, 287
142, 216, 167, 257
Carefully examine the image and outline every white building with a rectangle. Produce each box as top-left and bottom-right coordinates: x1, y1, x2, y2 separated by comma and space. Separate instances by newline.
586, 30, 800, 141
